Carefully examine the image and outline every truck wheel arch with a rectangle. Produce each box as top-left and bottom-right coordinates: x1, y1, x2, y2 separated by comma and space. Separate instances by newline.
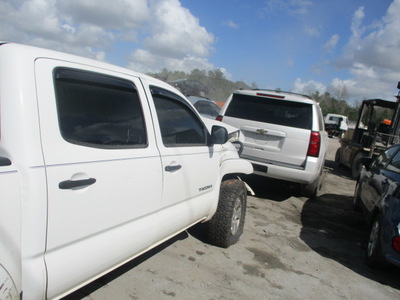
0, 264, 19, 300
219, 158, 253, 180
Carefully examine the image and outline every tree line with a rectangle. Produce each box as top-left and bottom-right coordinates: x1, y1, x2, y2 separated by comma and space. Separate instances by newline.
148, 68, 392, 122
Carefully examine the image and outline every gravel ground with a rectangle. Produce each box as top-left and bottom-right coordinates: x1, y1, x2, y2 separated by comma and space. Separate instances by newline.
64, 138, 400, 300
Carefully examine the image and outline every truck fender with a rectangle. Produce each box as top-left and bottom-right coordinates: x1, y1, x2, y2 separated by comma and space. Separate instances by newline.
219, 158, 253, 179
204, 157, 253, 221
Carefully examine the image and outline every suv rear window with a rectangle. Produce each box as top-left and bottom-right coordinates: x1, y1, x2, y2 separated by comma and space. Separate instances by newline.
225, 94, 312, 130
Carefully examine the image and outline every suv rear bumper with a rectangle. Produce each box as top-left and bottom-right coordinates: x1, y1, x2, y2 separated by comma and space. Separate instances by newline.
246, 156, 323, 184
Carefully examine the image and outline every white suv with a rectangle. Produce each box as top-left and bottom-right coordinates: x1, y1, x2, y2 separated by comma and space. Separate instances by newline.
217, 89, 327, 197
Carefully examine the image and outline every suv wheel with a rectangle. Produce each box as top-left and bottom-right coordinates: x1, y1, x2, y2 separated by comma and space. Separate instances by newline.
302, 168, 324, 198
205, 179, 247, 248
353, 182, 362, 211
352, 152, 366, 179
335, 148, 341, 166
366, 214, 387, 268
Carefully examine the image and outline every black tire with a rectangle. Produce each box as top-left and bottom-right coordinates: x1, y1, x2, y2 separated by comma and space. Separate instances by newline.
366, 214, 387, 268
205, 179, 247, 248
352, 182, 362, 211
302, 168, 324, 199
351, 152, 365, 179
335, 148, 341, 166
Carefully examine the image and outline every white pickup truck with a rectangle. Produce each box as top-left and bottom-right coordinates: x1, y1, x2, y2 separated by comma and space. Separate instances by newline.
0, 42, 253, 300
324, 113, 349, 138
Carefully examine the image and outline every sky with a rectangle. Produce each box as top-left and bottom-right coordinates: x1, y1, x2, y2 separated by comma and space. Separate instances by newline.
1, 0, 400, 104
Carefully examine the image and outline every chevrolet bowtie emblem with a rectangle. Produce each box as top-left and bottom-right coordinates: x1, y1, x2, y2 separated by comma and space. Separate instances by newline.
256, 129, 268, 135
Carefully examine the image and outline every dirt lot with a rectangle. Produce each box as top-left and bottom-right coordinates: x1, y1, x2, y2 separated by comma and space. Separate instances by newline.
65, 138, 400, 300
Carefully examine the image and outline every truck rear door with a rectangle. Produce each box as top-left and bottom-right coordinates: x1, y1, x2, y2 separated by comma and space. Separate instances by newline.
35, 60, 163, 299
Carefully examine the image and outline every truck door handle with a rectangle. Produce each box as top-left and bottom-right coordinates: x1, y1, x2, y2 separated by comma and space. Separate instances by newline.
0, 156, 11, 166
165, 165, 182, 172
59, 178, 96, 190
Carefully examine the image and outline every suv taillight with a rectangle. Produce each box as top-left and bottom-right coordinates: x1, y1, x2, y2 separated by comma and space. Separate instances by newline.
216, 115, 223, 121
307, 131, 320, 157
393, 236, 400, 253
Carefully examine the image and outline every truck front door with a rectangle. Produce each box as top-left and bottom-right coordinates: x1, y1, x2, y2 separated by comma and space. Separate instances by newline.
146, 84, 221, 232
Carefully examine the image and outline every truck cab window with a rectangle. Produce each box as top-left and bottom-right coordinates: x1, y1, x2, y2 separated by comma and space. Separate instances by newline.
53, 68, 147, 148
151, 86, 206, 147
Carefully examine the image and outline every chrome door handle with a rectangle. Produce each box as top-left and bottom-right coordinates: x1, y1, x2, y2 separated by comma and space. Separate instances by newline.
0, 156, 11, 166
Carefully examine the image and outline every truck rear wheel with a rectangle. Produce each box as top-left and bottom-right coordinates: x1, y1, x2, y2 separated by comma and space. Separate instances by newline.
205, 179, 247, 248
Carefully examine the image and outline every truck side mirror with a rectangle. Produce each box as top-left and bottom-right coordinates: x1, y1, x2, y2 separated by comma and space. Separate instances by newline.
209, 125, 228, 145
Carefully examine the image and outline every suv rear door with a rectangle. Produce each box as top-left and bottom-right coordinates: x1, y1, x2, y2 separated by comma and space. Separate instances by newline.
222, 92, 312, 167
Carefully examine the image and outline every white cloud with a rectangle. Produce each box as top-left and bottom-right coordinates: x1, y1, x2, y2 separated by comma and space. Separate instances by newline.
335, 0, 400, 100
293, 75, 396, 104
143, 0, 214, 58
128, 50, 215, 74
329, 77, 393, 102
285, 58, 294, 67
0, 0, 115, 58
323, 34, 339, 51
126, 0, 216, 73
351, 6, 365, 39
0, 0, 218, 73
223, 20, 239, 29
265, 0, 313, 15
56, 0, 149, 29
304, 25, 320, 37
292, 78, 327, 95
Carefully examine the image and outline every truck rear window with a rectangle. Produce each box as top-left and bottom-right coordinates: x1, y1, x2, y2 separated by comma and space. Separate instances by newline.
225, 94, 312, 130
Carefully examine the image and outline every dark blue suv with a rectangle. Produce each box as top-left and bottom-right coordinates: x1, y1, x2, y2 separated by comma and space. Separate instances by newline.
354, 144, 400, 268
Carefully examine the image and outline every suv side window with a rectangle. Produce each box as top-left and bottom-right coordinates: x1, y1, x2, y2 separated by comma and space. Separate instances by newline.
151, 86, 206, 147
194, 101, 220, 117
53, 68, 147, 148
226, 94, 312, 129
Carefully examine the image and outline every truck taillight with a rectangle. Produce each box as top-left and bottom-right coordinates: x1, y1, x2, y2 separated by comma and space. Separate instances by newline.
216, 115, 223, 121
307, 131, 320, 157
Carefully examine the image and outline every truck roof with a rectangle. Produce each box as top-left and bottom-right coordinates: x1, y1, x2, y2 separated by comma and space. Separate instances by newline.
0, 42, 167, 88
362, 98, 398, 109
